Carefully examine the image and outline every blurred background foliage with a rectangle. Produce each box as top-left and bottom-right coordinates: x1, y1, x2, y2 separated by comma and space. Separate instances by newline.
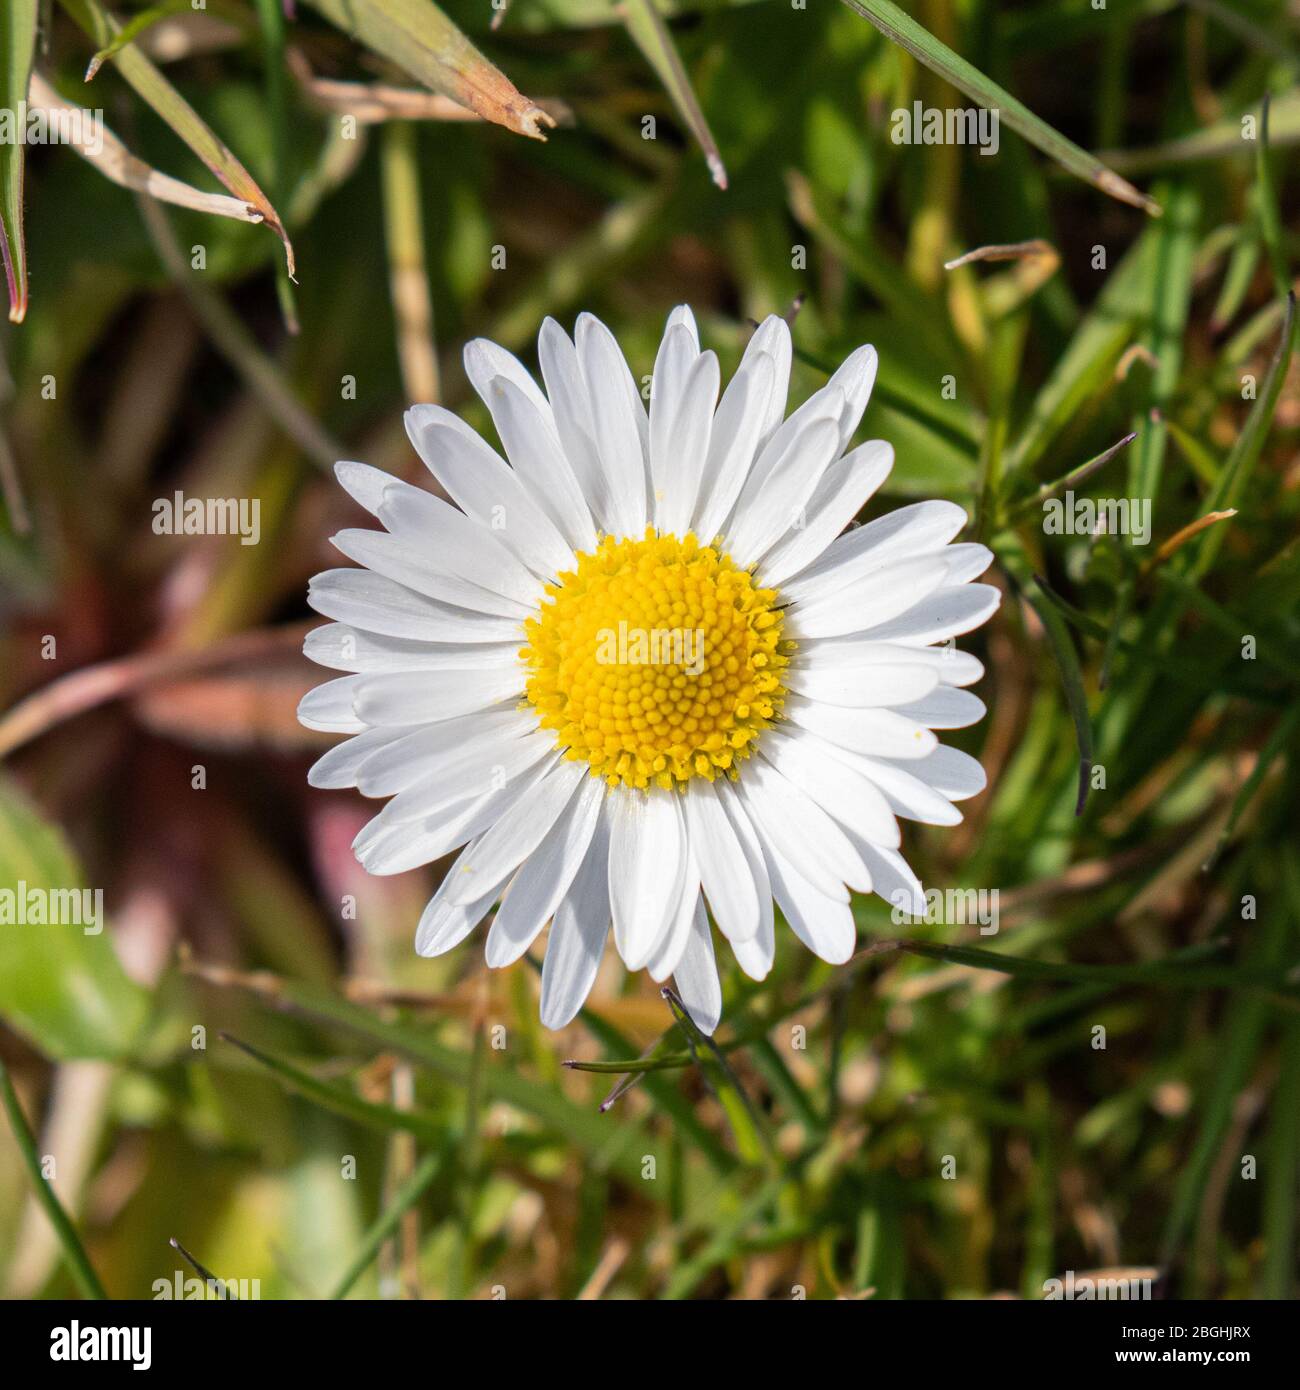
0, 0, 1298, 1300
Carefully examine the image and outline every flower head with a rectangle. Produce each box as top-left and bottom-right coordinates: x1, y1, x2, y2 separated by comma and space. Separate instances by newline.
300, 307, 999, 1032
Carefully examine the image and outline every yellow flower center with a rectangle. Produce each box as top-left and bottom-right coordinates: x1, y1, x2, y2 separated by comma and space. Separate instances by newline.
521, 529, 788, 790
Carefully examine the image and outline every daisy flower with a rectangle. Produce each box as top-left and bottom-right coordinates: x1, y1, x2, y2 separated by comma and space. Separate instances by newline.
299, 307, 999, 1034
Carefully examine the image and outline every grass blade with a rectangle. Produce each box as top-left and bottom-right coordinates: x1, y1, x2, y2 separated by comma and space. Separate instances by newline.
219, 1033, 447, 1144
85, 1, 253, 81
0, 0, 38, 321
58, 0, 296, 274
662, 986, 773, 1166
0, 1058, 108, 1299
329, 1147, 446, 1299
1188, 291, 1296, 579
1025, 569, 1093, 816
29, 74, 266, 228
1008, 229, 1157, 475
1255, 94, 1290, 297
892, 938, 1274, 990
619, 0, 727, 189
194, 968, 654, 1186
304, 0, 555, 140
836, 0, 1160, 213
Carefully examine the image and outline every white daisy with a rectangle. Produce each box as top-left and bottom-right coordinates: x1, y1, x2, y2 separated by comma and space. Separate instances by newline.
299, 307, 999, 1034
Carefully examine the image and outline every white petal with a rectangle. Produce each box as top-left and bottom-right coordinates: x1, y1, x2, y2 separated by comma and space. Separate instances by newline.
885, 743, 988, 801
714, 781, 775, 954
893, 686, 987, 729
334, 459, 394, 515
355, 707, 538, 798
941, 542, 995, 585
415, 871, 509, 959
307, 725, 405, 789
682, 780, 761, 943
297, 675, 367, 733
782, 499, 968, 604
648, 870, 701, 983
783, 694, 938, 760
356, 747, 557, 876
576, 313, 648, 539
443, 759, 586, 904
767, 344, 877, 464
760, 727, 900, 848
790, 638, 985, 689
757, 439, 893, 589
537, 317, 612, 532
352, 666, 525, 726
650, 323, 698, 487
783, 660, 940, 709
666, 303, 699, 347
824, 344, 879, 454
837, 749, 963, 826
787, 553, 953, 640
863, 584, 1001, 645
657, 350, 719, 536
540, 811, 613, 1029
486, 775, 605, 966
765, 845, 857, 964
735, 758, 869, 894
463, 337, 554, 429
744, 315, 793, 448
691, 351, 776, 544
332, 529, 534, 620
484, 375, 597, 554
725, 412, 843, 566
305, 625, 522, 674
404, 406, 572, 578
673, 900, 722, 1035
376, 481, 547, 609
607, 787, 686, 971
308, 568, 521, 644
368, 729, 553, 829
854, 839, 926, 919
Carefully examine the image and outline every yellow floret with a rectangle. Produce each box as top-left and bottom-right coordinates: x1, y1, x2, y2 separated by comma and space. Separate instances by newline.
522, 528, 788, 790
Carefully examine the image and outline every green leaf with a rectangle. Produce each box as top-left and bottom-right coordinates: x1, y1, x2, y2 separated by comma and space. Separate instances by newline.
836, 0, 1160, 214
303, 0, 555, 140
0, 0, 38, 322
0, 774, 149, 1059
